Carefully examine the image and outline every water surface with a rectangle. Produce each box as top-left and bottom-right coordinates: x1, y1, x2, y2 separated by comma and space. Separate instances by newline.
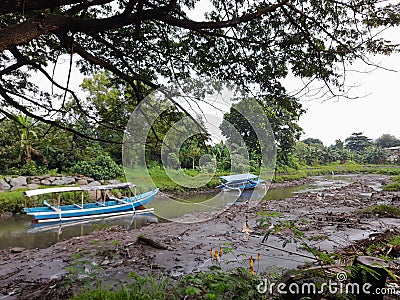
0, 175, 357, 250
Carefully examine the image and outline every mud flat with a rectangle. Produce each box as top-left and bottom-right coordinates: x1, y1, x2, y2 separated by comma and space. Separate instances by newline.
0, 174, 398, 299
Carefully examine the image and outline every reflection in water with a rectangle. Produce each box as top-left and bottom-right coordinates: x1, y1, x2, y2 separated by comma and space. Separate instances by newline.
0, 186, 295, 250
0, 186, 305, 250
0, 213, 158, 250
0, 175, 355, 250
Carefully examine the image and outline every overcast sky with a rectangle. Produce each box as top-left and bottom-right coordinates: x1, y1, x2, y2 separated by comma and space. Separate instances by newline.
46, 51, 400, 148
184, 2, 400, 146
289, 51, 400, 146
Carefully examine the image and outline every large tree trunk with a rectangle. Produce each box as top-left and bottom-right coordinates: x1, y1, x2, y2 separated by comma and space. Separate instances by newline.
25, 144, 31, 164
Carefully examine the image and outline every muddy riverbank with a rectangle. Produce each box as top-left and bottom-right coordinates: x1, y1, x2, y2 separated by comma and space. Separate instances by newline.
0, 174, 399, 299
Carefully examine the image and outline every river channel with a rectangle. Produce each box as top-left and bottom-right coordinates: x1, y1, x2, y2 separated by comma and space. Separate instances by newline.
0, 175, 362, 250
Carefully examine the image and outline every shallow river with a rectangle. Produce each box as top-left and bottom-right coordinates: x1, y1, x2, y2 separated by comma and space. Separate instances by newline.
0, 175, 357, 250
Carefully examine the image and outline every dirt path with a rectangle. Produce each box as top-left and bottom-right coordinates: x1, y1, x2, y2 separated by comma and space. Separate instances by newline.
1, 174, 399, 299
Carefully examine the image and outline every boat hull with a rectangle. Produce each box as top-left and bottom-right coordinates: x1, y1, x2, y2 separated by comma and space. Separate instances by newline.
220, 180, 264, 190
24, 189, 158, 223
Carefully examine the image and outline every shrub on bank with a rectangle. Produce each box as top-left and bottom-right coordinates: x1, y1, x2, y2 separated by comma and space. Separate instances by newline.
69, 155, 123, 180
6, 161, 50, 176
0, 189, 27, 213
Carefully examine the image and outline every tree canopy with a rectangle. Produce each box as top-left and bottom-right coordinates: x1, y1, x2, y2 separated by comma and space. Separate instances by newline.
221, 95, 302, 166
345, 132, 372, 152
0, 0, 399, 141
376, 134, 400, 148
302, 138, 324, 146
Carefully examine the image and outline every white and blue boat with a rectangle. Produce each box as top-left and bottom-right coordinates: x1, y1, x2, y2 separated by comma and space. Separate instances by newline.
23, 182, 158, 223
219, 173, 264, 191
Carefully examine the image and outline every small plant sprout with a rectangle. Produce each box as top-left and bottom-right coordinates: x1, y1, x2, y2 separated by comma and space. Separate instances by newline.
249, 256, 255, 276
219, 246, 223, 254
210, 248, 213, 257
257, 252, 261, 261
214, 250, 219, 262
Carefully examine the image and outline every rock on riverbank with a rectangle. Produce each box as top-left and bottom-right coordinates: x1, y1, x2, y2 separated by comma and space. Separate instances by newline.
0, 175, 122, 192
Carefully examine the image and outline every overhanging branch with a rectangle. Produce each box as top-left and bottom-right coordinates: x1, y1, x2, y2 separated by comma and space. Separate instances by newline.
0, 86, 122, 144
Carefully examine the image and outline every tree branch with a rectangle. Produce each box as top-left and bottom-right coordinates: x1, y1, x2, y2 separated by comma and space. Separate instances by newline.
0, 86, 122, 144
0, 0, 83, 15
156, 1, 288, 30
0, 1, 290, 52
71, 39, 158, 89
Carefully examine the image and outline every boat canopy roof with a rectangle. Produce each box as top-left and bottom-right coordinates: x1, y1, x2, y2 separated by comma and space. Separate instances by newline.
81, 182, 135, 191
23, 182, 136, 197
219, 173, 259, 182
23, 186, 82, 197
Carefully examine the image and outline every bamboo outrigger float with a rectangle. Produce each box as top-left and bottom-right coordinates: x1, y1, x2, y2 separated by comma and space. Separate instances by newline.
23, 182, 158, 223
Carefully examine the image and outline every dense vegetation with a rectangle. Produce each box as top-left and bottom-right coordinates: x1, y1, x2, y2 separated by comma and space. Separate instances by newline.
0, 93, 399, 178
1, 113, 399, 178
295, 133, 400, 167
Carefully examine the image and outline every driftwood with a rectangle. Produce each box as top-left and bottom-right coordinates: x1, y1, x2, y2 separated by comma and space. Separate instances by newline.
351, 256, 389, 300
136, 235, 168, 250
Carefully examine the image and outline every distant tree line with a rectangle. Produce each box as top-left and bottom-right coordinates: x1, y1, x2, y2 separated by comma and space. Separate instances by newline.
0, 71, 399, 177
295, 133, 400, 166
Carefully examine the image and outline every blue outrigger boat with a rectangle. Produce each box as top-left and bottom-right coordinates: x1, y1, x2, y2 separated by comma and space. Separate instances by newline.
23, 182, 158, 223
219, 173, 264, 191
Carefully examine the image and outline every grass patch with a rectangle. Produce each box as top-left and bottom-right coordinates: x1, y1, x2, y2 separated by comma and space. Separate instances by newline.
125, 166, 221, 192
308, 235, 329, 241
364, 232, 400, 259
71, 269, 262, 300
273, 172, 307, 182
383, 175, 400, 191
0, 188, 27, 213
360, 204, 400, 217
383, 182, 400, 191
388, 233, 400, 246
297, 163, 400, 177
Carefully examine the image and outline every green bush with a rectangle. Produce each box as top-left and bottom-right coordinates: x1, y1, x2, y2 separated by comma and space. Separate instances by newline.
0, 189, 27, 213
69, 155, 123, 180
7, 161, 48, 176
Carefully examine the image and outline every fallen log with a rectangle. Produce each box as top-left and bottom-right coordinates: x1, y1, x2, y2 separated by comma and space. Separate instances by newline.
136, 235, 168, 250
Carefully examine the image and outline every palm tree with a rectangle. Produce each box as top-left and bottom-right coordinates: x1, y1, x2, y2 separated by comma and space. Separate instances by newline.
212, 142, 230, 170
13, 115, 47, 165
